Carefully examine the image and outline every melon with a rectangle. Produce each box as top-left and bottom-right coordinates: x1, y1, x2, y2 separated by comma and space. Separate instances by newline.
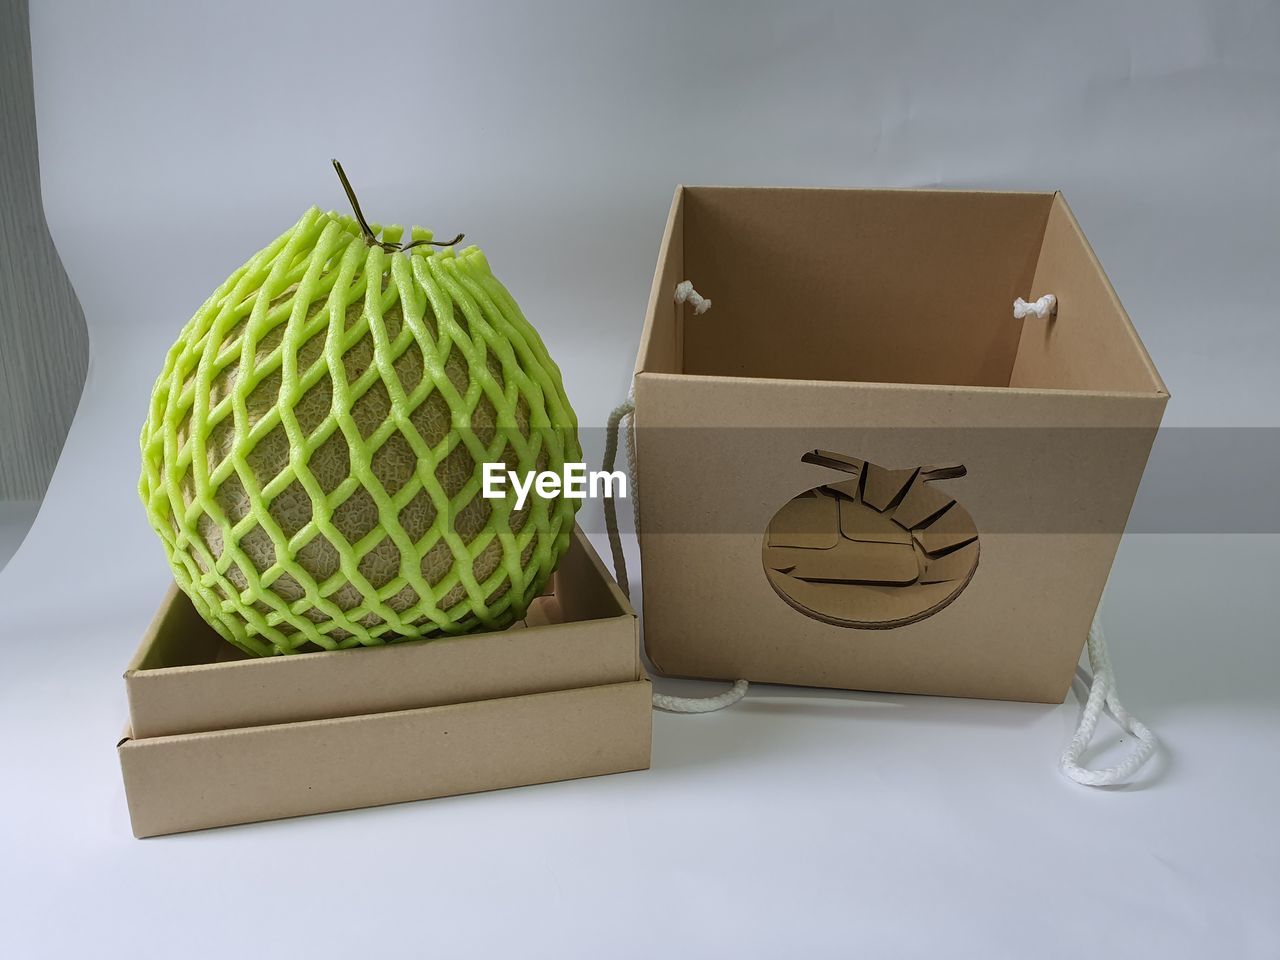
139, 188, 580, 656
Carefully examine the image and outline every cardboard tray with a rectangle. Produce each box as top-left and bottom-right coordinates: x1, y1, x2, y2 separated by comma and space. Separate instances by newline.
118, 527, 652, 837
125, 526, 640, 738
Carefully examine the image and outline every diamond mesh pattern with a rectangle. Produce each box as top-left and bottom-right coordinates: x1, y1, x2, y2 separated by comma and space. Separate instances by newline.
140, 208, 581, 656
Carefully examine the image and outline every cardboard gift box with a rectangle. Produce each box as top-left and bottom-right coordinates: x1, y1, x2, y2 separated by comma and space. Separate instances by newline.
633, 186, 1167, 703
118, 527, 651, 837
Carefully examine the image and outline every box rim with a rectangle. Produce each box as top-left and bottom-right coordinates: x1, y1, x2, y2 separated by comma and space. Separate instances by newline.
637, 185, 1170, 400
636, 369, 1168, 401
124, 525, 635, 681
118, 676, 653, 747
124, 610, 640, 682
680, 183, 1060, 200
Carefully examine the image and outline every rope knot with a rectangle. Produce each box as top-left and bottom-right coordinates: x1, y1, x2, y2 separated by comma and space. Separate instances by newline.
1013, 294, 1057, 320
675, 280, 712, 315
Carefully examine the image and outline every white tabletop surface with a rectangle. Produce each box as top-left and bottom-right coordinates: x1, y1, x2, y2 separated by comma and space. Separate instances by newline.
4, 2, 1279, 956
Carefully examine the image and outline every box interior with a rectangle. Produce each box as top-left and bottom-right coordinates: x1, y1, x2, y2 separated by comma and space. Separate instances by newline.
639, 187, 1165, 395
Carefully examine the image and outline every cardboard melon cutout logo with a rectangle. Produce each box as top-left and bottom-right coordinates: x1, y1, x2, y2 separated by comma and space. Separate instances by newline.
763, 451, 980, 629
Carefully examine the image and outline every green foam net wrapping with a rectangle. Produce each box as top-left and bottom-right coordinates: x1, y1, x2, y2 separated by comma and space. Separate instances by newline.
140, 207, 581, 656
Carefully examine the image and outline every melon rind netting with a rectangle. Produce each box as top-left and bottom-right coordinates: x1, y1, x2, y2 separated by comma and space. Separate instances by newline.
139, 207, 581, 656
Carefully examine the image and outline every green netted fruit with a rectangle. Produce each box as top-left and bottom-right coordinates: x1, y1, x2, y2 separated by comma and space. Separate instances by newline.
140, 190, 580, 656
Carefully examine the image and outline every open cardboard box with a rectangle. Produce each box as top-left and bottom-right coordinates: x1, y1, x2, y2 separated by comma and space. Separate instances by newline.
118, 527, 651, 837
633, 186, 1167, 703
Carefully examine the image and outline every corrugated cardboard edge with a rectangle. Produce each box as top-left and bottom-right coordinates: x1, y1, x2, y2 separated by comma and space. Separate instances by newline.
119, 679, 652, 838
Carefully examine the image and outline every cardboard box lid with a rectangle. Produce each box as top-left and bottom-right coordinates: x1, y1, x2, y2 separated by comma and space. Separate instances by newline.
119, 679, 653, 838
124, 526, 640, 738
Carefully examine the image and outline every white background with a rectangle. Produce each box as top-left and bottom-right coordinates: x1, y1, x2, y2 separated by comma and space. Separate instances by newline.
3, 1, 1278, 956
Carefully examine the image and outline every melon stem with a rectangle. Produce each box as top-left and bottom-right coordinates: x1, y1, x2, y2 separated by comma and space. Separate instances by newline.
330, 159, 464, 252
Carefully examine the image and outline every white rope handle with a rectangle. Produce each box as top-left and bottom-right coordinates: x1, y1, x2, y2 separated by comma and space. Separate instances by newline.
1060, 608, 1158, 785
1009, 288, 1159, 783
1013, 293, 1057, 319
674, 280, 712, 314
602, 397, 637, 595
601, 281, 747, 714
604, 395, 749, 714
653, 680, 750, 713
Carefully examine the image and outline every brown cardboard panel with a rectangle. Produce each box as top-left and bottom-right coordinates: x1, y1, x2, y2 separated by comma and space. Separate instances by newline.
915, 502, 979, 555
130, 578, 229, 671
635, 187, 685, 378
552, 525, 635, 627
766, 575, 968, 632
765, 539, 918, 585
802, 450, 866, 475
679, 187, 1053, 388
633, 186, 1166, 701
838, 498, 911, 544
119, 680, 653, 838
892, 481, 956, 531
921, 540, 980, 584
1010, 194, 1168, 396
523, 596, 561, 628
824, 478, 861, 501
126, 527, 639, 738
766, 494, 840, 549
635, 378, 1164, 701
861, 464, 918, 512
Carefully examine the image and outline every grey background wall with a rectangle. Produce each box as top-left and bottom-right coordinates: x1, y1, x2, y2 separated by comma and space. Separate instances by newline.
3, 2, 1279, 956
0, 0, 88, 502
14, 0, 1280, 569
